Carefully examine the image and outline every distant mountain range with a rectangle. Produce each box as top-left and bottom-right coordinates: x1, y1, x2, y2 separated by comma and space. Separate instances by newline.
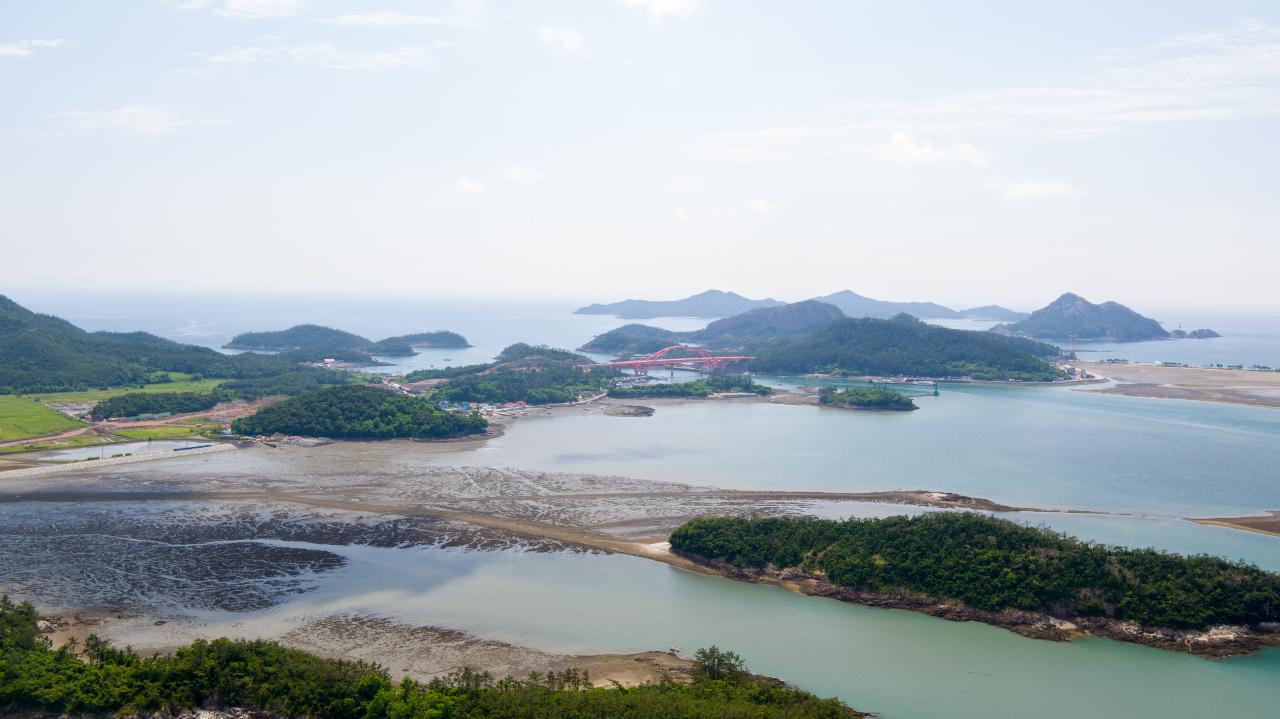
811, 291, 1028, 322
575, 289, 1027, 322
995, 293, 1219, 342
574, 290, 784, 319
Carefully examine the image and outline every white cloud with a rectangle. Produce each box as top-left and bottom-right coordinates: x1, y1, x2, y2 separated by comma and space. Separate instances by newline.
999, 180, 1084, 201
53, 105, 199, 136
316, 11, 477, 28
673, 198, 782, 222
202, 42, 433, 70
538, 26, 589, 59
872, 132, 989, 168
494, 161, 548, 183
176, 0, 306, 19
434, 176, 488, 205
620, 0, 703, 22
0, 39, 66, 58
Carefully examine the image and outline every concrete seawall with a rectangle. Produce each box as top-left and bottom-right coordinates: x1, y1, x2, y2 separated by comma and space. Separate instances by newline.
0, 443, 237, 479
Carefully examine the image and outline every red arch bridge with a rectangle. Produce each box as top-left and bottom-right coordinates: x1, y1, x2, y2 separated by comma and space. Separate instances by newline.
606, 345, 753, 375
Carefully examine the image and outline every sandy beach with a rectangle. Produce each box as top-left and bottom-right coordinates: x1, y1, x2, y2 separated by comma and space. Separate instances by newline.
1191, 511, 1280, 539
1078, 361, 1280, 408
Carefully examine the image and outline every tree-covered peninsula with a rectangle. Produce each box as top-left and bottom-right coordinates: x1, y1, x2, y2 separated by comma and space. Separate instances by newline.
609, 375, 771, 399
0, 296, 345, 396
818, 386, 916, 411
402, 344, 617, 405
0, 598, 864, 718
669, 513, 1280, 651
232, 384, 486, 439
751, 314, 1064, 381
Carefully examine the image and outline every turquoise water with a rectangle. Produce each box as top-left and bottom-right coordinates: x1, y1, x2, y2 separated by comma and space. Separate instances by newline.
185, 542, 1279, 719
437, 382, 1280, 517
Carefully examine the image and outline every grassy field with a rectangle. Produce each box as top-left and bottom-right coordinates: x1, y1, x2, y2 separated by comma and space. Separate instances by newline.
0, 396, 84, 442
24, 378, 226, 405
0, 433, 111, 455
112, 426, 213, 441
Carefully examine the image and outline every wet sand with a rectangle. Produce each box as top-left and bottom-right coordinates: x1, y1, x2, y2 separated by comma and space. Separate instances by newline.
1191, 511, 1280, 539
1079, 362, 1280, 408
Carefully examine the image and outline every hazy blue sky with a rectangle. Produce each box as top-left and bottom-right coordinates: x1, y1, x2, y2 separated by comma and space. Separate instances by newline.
3, 1, 1278, 310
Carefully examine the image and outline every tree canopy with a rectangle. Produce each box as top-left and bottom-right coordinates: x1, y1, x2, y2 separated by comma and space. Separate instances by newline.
670, 513, 1280, 630
750, 315, 1064, 381
0, 597, 863, 718
817, 386, 916, 411
232, 384, 486, 439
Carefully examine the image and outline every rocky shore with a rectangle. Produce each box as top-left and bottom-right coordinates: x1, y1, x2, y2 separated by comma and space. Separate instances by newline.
672, 550, 1280, 658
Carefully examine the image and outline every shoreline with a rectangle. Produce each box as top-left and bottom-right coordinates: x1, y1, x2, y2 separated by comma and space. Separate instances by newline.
668, 549, 1280, 658
30, 607, 698, 689
1076, 361, 1280, 409
1191, 511, 1280, 539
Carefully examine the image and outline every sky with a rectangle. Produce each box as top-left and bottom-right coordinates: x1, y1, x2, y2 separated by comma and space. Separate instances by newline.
2, 0, 1279, 312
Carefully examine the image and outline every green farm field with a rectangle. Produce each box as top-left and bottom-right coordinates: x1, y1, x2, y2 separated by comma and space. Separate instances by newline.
0, 396, 84, 442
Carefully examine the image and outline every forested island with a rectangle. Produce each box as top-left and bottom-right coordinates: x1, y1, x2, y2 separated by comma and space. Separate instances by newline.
609, 375, 770, 399
224, 324, 470, 362
817, 386, 916, 411
669, 513, 1280, 655
581, 301, 843, 354
0, 599, 863, 718
403, 344, 615, 405
996, 293, 1219, 342
232, 385, 486, 439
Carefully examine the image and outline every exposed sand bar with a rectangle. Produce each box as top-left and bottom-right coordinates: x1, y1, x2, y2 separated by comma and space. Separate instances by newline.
1078, 361, 1280, 408
1191, 511, 1280, 539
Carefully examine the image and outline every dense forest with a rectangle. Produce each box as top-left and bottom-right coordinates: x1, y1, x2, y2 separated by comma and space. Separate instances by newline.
383, 330, 472, 348
580, 324, 680, 355
817, 386, 916, 411
609, 375, 771, 399
224, 324, 471, 361
90, 391, 223, 420
750, 315, 1064, 381
580, 301, 843, 355
434, 364, 615, 405
0, 598, 861, 718
0, 296, 352, 395
232, 385, 486, 439
669, 513, 1280, 630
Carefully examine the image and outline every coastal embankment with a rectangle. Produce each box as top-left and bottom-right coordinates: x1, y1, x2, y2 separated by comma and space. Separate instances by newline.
0, 443, 235, 479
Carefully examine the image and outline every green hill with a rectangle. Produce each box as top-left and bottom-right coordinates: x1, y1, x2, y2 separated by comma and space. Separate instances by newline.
670, 513, 1280, 631
997, 293, 1185, 342
233, 384, 486, 439
581, 301, 843, 355
225, 325, 472, 361
751, 314, 1064, 381
0, 295, 341, 395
